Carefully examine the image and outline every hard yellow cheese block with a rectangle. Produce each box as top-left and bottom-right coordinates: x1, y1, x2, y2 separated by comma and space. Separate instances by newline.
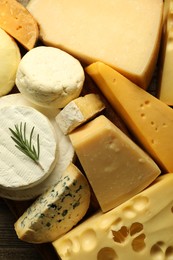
27, 0, 163, 89
69, 115, 160, 212
0, 0, 39, 50
86, 62, 173, 172
53, 173, 173, 260
158, 0, 173, 105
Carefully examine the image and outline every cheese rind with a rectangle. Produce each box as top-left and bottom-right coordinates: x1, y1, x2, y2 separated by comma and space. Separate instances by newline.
27, 0, 163, 89
0, 105, 57, 190
0, 28, 21, 96
0, 93, 74, 200
69, 115, 160, 212
14, 163, 91, 243
86, 62, 173, 172
53, 173, 173, 260
0, 0, 39, 50
16, 46, 85, 108
56, 94, 105, 135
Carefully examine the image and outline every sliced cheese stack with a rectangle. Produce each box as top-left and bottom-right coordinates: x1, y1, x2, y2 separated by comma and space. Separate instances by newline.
86, 62, 173, 172
15, 46, 85, 108
0, 105, 57, 190
158, 0, 173, 105
15, 163, 91, 243
0, 94, 74, 200
56, 93, 105, 135
0, 28, 21, 96
0, 0, 39, 50
27, 0, 163, 89
53, 173, 173, 260
69, 115, 160, 212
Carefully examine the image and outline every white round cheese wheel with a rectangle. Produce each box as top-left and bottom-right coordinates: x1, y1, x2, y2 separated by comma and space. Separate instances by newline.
15, 46, 85, 108
0, 28, 21, 96
0, 105, 57, 190
0, 94, 74, 200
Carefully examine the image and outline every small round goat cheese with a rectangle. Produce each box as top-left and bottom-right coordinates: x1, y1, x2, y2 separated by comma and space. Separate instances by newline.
15, 46, 85, 108
0, 105, 57, 190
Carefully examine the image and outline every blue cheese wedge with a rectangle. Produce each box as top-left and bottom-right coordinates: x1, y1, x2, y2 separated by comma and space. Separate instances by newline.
0, 93, 75, 200
0, 105, 57, 190
14, 163, 91, 243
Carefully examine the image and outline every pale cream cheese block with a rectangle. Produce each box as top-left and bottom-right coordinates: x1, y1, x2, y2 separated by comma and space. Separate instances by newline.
14, 163, 91, 243
27, 0, 163, 89
69, 115, 161, 212
0, 105, 57, 190
0, 93, 75, 200
15, 46, 85, 108
56, 93, 105, 135
0, 28, 21, 96
53, 173, 173, 260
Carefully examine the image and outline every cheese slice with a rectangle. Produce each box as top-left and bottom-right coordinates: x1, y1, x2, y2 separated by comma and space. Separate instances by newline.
0, 105, 57, 190
53, 173, 173, 260
15, 163, 91, 243
56, 93, 105, 135
0, 93, 74, 200
69, 115, 160, 212
158, 0, 173, 105
0, 28, 21, 96
27, 0, 163, 89
0, 0, 39, 50
86, 62, 173, 173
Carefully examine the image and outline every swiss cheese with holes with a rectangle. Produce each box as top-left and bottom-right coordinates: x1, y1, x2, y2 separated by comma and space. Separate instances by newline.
53, 173, 173, 260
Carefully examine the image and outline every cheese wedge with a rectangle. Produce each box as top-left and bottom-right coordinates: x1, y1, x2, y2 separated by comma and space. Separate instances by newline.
0, 0, 39, 50
0, 28, 21, 96
27, 0, 163, 89
86, 62, 173, 173
69, 115, 160, 212
158, 0, 173, 105
0, 105, 57, 190
53, 173, 173, 260
56, 94, 105, 135
15, 163, 91, 243
0, 93, 74, 200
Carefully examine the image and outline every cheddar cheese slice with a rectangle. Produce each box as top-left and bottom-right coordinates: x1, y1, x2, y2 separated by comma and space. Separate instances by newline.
27, 0, 163, 89
53, 173, 173, 260
86, 62, 173, 172
69, 115, 160, 212
0, 0, 39, 50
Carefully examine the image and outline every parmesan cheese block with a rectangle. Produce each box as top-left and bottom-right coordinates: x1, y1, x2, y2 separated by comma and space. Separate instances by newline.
15, 46, 85, 108
0, 93, 74, 200
0, 0, 39, 50
86, 62, 173, 172
56, 93, 105, 135
15, 163, 91, 243
0, 105, 57, 190
27, 0, 163, 89
69, 115, 160, 212
53, 173, 173, 260
0, 28, 21, 96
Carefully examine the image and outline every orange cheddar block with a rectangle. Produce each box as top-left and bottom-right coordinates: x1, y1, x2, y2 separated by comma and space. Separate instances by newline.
0, 0, 39, 50
86, 62, 173, 172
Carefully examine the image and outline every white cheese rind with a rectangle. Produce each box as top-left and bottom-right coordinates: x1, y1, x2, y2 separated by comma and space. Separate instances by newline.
14, 163, 91, 243
15, 46, 85, 108
0, 105, 57, 190
0, 93, 75, 200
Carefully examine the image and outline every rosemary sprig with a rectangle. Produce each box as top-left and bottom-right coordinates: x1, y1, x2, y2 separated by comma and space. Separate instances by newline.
9, 122, 43, 169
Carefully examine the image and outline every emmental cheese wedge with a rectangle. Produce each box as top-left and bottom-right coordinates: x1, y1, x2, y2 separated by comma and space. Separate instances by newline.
56, 94, 105, 135
15, 163, 91, 243
53, 173, 173, 260
69, 115, 160, 212
0, 0, 39, 50
27, 0, 163, 89
86, 62, 173, 173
